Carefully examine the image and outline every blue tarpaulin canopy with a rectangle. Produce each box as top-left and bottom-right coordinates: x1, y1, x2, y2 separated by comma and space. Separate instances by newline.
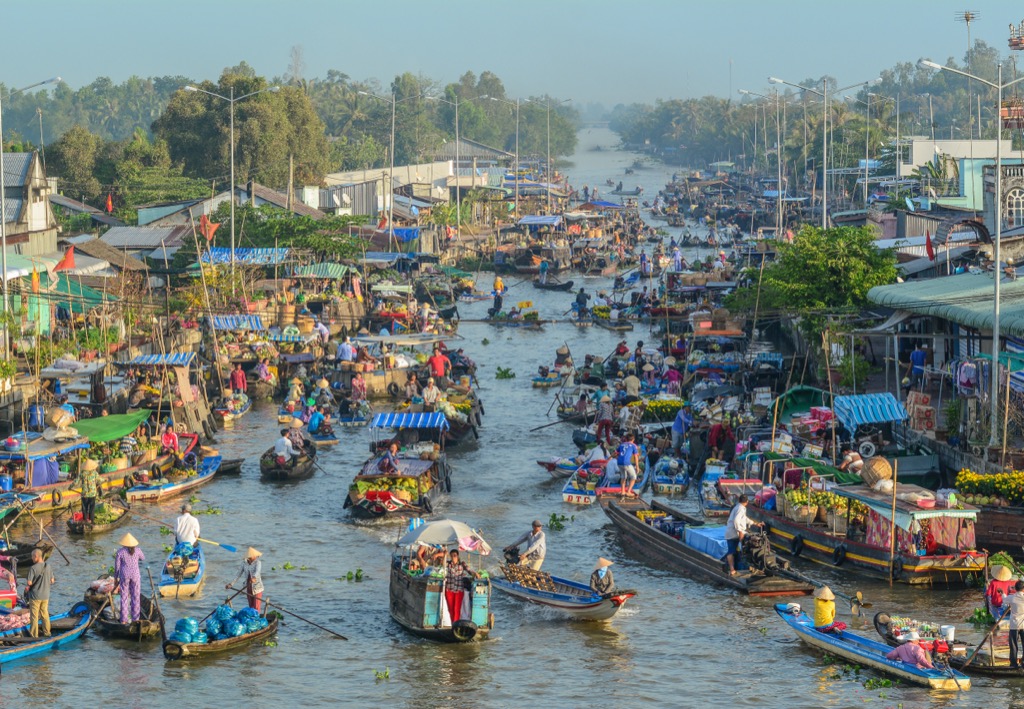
581, 200, 625, 210
201, 248, 292, 265
0, 432, 89, 462
392, 227, 420, 243
832, 393, 908, 433
517, 215, 562, 227
364, 252, 413, 262
268, 332, 317, 344
370, 412, 449, 430
127, 352, 196, 367
212, 314, 265, 331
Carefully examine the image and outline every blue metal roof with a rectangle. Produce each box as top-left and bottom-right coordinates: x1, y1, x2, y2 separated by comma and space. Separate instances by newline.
200, 247, 291, 265
518, 215, 562, 226
212, 314, 265, 331
127, 352, 197, 367
370, 412, 449, 430
832, 393, 908, 433
268, 333, 316, 343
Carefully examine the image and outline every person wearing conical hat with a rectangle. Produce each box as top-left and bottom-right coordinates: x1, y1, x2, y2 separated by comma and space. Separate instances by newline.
114, 533, 145, 624
228, 547, 265, 612
986, 564, 1017, 617
813, 586, 836, 628
590, 558, 615, 595
287, 416, 308, 452
80, 458, 101, 524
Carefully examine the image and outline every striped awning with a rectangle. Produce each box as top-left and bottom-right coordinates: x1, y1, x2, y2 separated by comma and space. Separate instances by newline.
293, 262, 350, 279
268, 333, 317, 344
127, 352, 196, 367
200, 247, 291, 265
832, 393, 908, 433
370, 412, 449, 430
212, 314, 265, 331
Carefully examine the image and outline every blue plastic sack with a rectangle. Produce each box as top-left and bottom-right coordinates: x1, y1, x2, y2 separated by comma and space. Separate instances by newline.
214, 605, 235, 622
174, 542, 194, 557
175, 617, 199, 635
205, 618, 222, 636
224, 620, 245, 637
237, 607, 259, 620
244, 618, 261, 633
168, 631, 192, 644
192, 631, 209, 644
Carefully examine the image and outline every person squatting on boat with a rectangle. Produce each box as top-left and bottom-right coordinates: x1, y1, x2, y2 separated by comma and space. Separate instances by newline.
884, 631, 933, 669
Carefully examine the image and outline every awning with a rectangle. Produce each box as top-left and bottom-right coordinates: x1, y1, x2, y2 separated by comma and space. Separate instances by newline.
201, 247, 292, 265
293, 263, 350, 279
518, 215, 562, 227
268, 332, 317, 344
832, 393, 908, 433
280, 352, 315, 363
834, 483, 978, 532
370, 412, 449, 430
393, 227, 420, 243
127, 352, 196, 367
73, 411, 153, 443
39, 273, 113, 314
354, 333, 446, 347
370, 283, 414, 294
0, 432, 89, 462
212, 314, 265, 331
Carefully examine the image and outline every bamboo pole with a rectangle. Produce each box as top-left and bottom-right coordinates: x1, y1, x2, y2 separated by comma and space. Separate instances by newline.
822, 330, 837, 463
888, 459, 899, 588
1001, 362, 1012, 470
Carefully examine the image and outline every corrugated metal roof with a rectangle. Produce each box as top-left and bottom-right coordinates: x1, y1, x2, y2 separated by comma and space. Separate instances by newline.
868, 271, 1024, 335
833, 393, 908, 433
50, 194, 101, 214
293, 262, 351, 279
128, 352, 196, 367
2, 197, 24, 222
201, 247, 291, 265
2, 153, 31, 187
212, 314, 265, 331
101, 225, 189, 249
72, 238, 149, 271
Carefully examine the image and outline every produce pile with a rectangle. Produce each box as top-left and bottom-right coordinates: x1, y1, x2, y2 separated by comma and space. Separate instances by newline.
92, 503, 121, 526
168, 605, 269, 644
955, 468, 1024, 507
785, 488, 869, 516
626, 398, 682, 422
350, 477, 422, 502
435, 399, 468, 425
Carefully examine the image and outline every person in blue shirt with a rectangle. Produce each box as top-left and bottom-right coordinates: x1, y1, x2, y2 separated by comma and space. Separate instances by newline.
335, 337, 355, 363
59, 396, 76, 422
307, 406, 334, 437
906, 343, 928, 390
615, 433, 640, 499
671, 405, 692, 456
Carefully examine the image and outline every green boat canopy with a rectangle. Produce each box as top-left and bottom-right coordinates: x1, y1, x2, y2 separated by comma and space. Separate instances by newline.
74, 410, 152, 443
40, 272, 113, 314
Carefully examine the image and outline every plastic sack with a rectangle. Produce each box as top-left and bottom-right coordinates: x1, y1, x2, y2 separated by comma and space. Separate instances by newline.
168, 631, 193, 644
214, 605, 235, 622
258, 617, 269, 629
192, 631, 209, 644
175, 617, 199, 635
244, 618, 262, 633
237, 607, 259, 620
205, 618, 222, 636
174, 542, 194, 557
224, 620, 245, 637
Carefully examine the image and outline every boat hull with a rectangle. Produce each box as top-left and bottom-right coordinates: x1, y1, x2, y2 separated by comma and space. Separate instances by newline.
84, 590, 163, 640
125, 455, 220, 503
389, 559, 492, 642
491, 573, 634, 621
158, 544, 206, 598
164, 617, 278, 659
0, 604, 92, 664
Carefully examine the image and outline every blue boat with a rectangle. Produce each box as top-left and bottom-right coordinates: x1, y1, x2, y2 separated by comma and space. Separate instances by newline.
125, 455, 221, 504
561, 463, 606, 505
492, 566, 636, 621
651, 455, 690, 495
159, 542, 206, 598
214, 394, 252, 423
774, 603, 970, 690
308, 429, 340, 447
0, 602, 92, 665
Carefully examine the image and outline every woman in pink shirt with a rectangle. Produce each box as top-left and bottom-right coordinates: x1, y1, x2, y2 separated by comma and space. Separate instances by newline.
884, 632, 933, 669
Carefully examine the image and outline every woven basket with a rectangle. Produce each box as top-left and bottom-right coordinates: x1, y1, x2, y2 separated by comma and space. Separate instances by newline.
861, 456, 893, 487
815, 505, 828, 523
789, 505, 816, 524
826, 509, 848, 535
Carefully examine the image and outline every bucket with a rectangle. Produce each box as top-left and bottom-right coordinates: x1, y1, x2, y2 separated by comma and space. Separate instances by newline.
940, 625, 955, 642
28, 404, 46, 431
0, 474, 10, 492
459, 376, 470, 388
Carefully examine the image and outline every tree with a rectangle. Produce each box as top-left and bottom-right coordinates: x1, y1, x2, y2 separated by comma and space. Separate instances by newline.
48, 125, 102, 200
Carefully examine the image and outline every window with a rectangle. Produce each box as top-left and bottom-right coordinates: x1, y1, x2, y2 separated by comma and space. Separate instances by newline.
1008, 187, 1024, 228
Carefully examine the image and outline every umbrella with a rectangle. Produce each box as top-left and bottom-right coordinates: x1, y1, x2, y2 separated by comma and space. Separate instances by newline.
397, 519, 491, 554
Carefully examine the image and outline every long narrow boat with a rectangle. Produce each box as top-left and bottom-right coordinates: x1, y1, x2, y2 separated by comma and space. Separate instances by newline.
158, 543, 205, 598
67, 502, 130, 535
164, 616, 278, 660
532, 278, 574, 291
260, 441, 318, 481
0, 602, 92, 665
308, 429, 340, 447
774, 603, 970, 690
84, 586, 164, 640
594, 451, 651, 501
873, 610, 1016, 676
492, 563, 636, 621
593, 318, 634, 333
125, 455, 221, 503
601, 496, 813, 596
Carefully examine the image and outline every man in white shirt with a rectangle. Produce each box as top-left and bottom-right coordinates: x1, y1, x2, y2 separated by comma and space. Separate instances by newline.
174, 503, 201, 546
724, 495, 760, 576
274, 429, 299, 465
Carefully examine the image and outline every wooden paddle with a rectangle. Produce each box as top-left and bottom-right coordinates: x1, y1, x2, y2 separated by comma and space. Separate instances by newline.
198, 587, 246, 624
961, 606, 1010, 670
146, 568, 167, 643
114, 502, 238, 552
226, 587, 348, 640
19, 500, 70, 566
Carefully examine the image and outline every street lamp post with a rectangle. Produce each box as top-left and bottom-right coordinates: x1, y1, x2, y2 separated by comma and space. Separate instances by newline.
540, 98, 572, 213
488, 97, 526, 219
0, 76, 60, 358
184, 83, 280, 286
869, 93, 900, 189
919, 59, 1024, 445
739, 89, 784, 234
770, 76, 879, 228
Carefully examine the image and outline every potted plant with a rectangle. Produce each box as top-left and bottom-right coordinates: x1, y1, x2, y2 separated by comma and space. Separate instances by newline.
943, 398, 962, 438
0, 359, 16, 394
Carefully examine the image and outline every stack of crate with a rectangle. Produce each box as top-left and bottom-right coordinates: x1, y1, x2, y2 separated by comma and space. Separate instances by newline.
906, 391, 935, 431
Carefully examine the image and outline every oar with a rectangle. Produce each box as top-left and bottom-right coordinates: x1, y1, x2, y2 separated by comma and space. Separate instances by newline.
113, 502, 238, 553
198, 587, 247, 624
961, 606, 1010, 670
942, 663, 965, 692
146, 567, 167, 643
19, 500, 70, 566
227, 587, 348, 640
529, 418, 573, 433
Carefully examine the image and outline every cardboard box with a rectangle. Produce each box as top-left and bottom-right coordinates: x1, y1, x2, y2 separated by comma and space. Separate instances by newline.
811, 406, 833, 422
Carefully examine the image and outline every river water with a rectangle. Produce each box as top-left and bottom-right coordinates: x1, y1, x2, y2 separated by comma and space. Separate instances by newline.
0, 128, 1000, 707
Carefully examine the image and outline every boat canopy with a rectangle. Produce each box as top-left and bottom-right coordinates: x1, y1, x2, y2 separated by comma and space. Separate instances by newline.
518, 215, 562, 227
201, 247, 291, 265
73, 411, 153, 443
397, 519, 490, 552
292, 262, 352, 279
212, 314, 265, 331
370, 283, 414, 294
832, 393, 908, 434
353, 333, 446, 348
0, 432, 89, 462
833, 483, 978, 532
370, 412, 449, 431
127, 352, 196, 367
267, 332, 317, 344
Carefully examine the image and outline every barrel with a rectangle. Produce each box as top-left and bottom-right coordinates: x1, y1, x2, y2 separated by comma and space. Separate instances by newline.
28, 404, 46, 431
278, 304, 296, 328
0, 474, 11, 492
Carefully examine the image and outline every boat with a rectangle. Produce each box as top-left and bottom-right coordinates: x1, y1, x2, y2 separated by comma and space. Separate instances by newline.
492, 562, 636, 621
774, 603, 970, 690
651, 456, 690, 495
219, 458, 244, 475
260, 441, 318, 481
345, 413, 452, 518
164, 613, 278, 660
537, 457, 588, 479
67, 501, 130, 535
389, 519, 494, 642
0, 602, 93, 665
158, 542, 206, 598
125, 455, 221, 503
532, 373, 564, 388
277, 406, 300, 424
609, 188, 642, 196
84, 582, 164, 640
593, 317, 634, 332
2, 540, 54, 568
308, 429, 340, 446
594, 449, 651, 501
533, 278, 574, 291
601, 496, 812, 596
561, 463, 607, 505
213, 394, 252, 423
874, 610, 1014, 676
698, 462, 762, 518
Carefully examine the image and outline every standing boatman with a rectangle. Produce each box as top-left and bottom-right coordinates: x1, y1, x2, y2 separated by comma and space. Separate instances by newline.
114, 533, 145, 623
505, 520, 547, 571
228, 547, 265, 612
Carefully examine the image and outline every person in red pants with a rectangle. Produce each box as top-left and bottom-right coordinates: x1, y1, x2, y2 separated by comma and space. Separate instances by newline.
443, 549, 478, 623
595, 395, 614, 445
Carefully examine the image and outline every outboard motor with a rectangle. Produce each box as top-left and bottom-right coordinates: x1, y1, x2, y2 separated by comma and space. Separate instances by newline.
503, 548, 521, 565
742, 530, 779, 576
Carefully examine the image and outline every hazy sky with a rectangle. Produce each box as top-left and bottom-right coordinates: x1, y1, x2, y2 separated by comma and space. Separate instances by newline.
4, 0, 1017, 105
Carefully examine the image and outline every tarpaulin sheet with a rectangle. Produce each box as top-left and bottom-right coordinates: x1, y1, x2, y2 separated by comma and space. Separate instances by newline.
832, 393, 908, 434
684, 525, 729, 560
370, 412, 449, 430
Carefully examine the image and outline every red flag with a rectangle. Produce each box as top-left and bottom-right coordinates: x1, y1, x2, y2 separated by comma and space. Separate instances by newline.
199, 214, 220, 242
105, 193, 113, 214
31, 267, 39, 294
377, 214, 388, 230
925, 230, 935, 262
54, 246, 75, 272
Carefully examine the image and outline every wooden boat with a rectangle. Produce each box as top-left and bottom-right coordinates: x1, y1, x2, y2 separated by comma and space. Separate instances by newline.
747, 482, 988, 585
561, 463, 606, 505
594, 450, 651, 501
84, 586, 164, 640
492, 563, 636, 621
767, 385, 832, 427
125, 455, 221, 503
308, 429, 340, 446
164, 615, 278, 660
213, 395, 252, 423
389, 520, 493, 642
158, 542, 206, 598
67, 502, 130, 535
698, 464, 761, 518
0, 602, 93, 665
532, 278, 574, 291
609, 188, 642, 196
532, 374, 563, 388
774, 603, 970, 690
593, 318, 634, 332
873, 610, 1015, 676
601, 496, 813, 596
247, 379, 276, 401
277, 406, 300, 424
651, 456, 690, 495
537, 457, 588, 479
219, 458, 244, 475
260, 441, 318, 481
